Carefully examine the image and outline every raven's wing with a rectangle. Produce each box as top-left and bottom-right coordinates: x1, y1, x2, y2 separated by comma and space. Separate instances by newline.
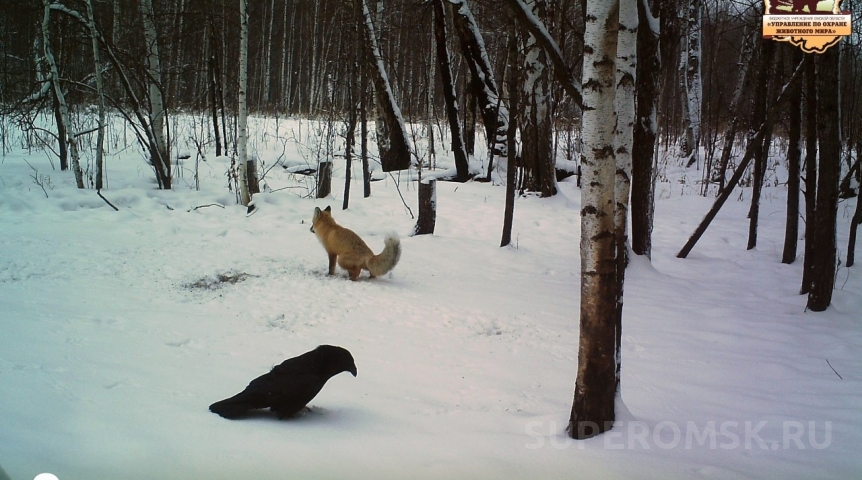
265, 369, 328, 419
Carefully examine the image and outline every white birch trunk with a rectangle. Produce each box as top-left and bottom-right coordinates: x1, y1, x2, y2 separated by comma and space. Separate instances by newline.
615, 0, 636, 240
237, 0, 250, 206
41, 0, 84, 189
570, 0, 619, 440
613, 0, 637, 391
85, 0, 106, 190
520, 0, 554, 196
680, 0, 702, 167
140, 0, 171, 187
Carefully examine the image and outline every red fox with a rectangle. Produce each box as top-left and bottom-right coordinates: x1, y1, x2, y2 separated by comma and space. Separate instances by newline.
310, 206, 401, 280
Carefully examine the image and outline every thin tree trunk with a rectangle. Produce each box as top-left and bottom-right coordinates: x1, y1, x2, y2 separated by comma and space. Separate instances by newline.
747, 41, 775, 251
262, 0, 275, 107
432, 0, 469, 181
569, 0, 619, 441
42, 0, 84, 188
613, 0, 637, 391
140, 0, 171, 189
504, 0, 584, 109
519, 0, 556, 197
782, 47, 803, 264
807, 49, 841, 312
361, 44, 371, 198
51, 85, 68, 172
309, 0, 322, 113
209, 17, 222, 157
344, 4, 360, 211
426, 19, 436, 171
631, 0, 659, 258
680, 0, 702, 168
501, 32, 519, 248
678, 56, 807, 259
361, 0, 411, 172
237, 0, 250, 206
847, 142, 862, 267
85, 0, 106, 190
450, 0, 510, 160
801, 55, 817, 294
713, 21, 756, 192
848, 173, 862, 267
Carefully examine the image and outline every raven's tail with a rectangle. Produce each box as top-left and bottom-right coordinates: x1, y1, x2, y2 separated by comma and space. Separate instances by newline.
209, 392, 262, 419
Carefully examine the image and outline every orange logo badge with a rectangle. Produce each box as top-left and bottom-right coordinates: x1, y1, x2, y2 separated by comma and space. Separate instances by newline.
763, 0, 851, 53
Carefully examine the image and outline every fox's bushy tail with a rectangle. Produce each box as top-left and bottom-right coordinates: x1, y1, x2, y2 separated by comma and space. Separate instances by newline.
367, 233, 401, 277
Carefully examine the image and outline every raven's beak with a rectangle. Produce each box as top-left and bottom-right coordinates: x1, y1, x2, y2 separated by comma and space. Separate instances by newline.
349, 365, 357, 377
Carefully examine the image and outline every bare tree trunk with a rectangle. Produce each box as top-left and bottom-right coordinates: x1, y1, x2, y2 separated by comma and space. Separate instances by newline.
501, 31, 519, 247
519, 0, 556, 197
631, 0, 659, 258
801, 56, 817, 294
450, 0, 510, 161
807, 49, 841, 312
344, 2, 361, 211
361, 44, 371, 198
569, 0, 619, 441
208, 17, 222, 157
237, 0, 250, 206
361, 0, 411, 172
426, 20, 436, 171
413, 179, 437, 235
309, 0, 322, 113
680, 0, 702, 168
41, 0, 84, 189
317, 161, 333, 198
433, 0, 469, 181
782, 47, 803, 264
140, 0, 171, 189
613, 0, 637, 392
747, 41, 775, 251
848, 159, 862, 267
504, 0, 584, 109
85, 0, 106, 190
677, 57, 807, 259
261, 0, 275, 107
713, 19, 756, 192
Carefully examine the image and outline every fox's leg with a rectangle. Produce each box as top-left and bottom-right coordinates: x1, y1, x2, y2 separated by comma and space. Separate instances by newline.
347, 268, 361, 281
328, 253, 337, 275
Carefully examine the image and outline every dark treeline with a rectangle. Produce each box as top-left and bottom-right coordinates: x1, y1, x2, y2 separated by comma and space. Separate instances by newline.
2, 0, 860, 156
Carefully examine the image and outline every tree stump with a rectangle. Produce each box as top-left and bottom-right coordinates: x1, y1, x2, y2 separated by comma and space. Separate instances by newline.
316, 160, 332, 199
413, 179, 436, 236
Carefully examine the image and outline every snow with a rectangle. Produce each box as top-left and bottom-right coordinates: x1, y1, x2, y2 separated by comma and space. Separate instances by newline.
1, 116, 861, 480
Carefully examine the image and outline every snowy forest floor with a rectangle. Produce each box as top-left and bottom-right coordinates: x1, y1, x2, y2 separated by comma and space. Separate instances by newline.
1, 117, 861, 480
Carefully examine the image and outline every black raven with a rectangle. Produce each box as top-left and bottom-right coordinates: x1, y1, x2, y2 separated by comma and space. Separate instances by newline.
209, 345, 357, 419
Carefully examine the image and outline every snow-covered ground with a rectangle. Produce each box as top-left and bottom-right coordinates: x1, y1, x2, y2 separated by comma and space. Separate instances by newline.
1, 117, 860, 480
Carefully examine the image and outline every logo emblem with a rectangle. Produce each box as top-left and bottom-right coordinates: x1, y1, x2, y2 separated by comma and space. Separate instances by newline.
763, 0, 851, 53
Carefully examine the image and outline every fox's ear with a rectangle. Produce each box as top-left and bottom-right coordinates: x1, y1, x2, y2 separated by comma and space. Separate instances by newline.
325, 205, 331, 212
314, 206, 321, 215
